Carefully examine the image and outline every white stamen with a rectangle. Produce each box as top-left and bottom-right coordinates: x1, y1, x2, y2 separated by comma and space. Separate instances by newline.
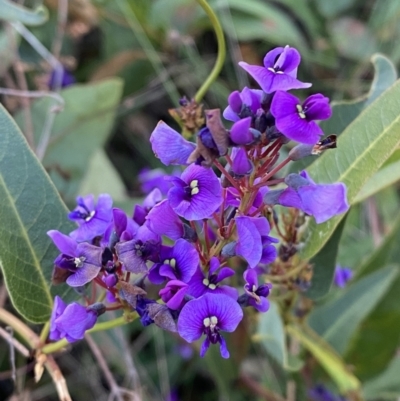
85, 210, 95, 222
191, 187, 200, 196
203, 278, 209, 286
170, 258, 177, 269
276, 71, 284, 74
190, 180, 199, 189
208, 283, 217, 290
252, 285, 257, 292
74, 257, 85, 268
267, 67, 276, 73
296, 104, 306, 119
203, 317, 211, 327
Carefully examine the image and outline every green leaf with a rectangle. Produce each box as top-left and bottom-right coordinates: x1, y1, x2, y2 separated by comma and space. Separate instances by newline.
305, 215, 347, 299
353, 158, 400, 203
300, 78, 400, 260
287, 324, 360, 393
0, 104, 75, 323
308, 266, 398, 354
0, 0, 48, 26
346, 274, 400, 380
78, 149, 127, 202
255, 301, 302, 371
357, 212, 400, 278
363, 356, 400, 400
290, 54, 397, 173
16, 79, 124, 201
315, 0, 357, 17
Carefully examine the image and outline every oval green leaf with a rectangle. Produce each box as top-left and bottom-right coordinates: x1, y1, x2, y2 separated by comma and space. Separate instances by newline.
0, 104, 75, 323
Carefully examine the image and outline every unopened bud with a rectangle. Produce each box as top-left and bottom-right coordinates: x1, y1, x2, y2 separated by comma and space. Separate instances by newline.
263, 189, 284, 205
87, 302, 106, 316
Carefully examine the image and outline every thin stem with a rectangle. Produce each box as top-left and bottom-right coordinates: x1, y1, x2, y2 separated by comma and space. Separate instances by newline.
194, 0, 226, 103
86, 334, 124, 401
213, 159, 240, 190
254, 157, 291, 190
0, 326, 30, 357
40, 321, 50, 344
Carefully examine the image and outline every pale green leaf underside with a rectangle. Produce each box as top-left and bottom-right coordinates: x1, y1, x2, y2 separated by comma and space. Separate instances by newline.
0, 0, 48, 26
0, 104, 74, 323
301, 79, 400, 260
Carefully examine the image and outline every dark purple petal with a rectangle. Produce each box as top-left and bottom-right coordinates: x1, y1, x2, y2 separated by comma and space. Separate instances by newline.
263, 47, 285, 69
232, 147, 253, 176
150, 121, 196, 166
228, 90, 242, 113
49, 296, 67, 341
229, 117, 253, 145
172, 239, 199, 283
113, 208, 128, 238
236, 216, 262, 268
260, 244, 277, 265
47, 230, 77, 256
244, 268, 258, 288
159, 280, 188, 310
303, 94, 332, 121
273, 46, 301, 73
146, 200, 184, 240
241, 87, 263, 114
219, 336, 230, 359
138, 167, 172, 195
334, 266, 353, 288
271, 90, 299, 118
248, 297, 270, 313
278, 187, 303, 209
177, 298, 206, 342
200, 337, 211, 357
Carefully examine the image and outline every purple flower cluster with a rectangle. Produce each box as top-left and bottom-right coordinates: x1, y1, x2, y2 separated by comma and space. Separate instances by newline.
47, 46, 350, 359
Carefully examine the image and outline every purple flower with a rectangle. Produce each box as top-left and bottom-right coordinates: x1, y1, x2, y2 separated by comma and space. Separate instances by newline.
309, 385, 347, 401
168, 164, 223, 220
115, 226, 160, 273
187, 257, 238, 299
68, 194, 113, 242
148, 239, 199, 284
278, 171, 350, 224
229, 117, 257, 145
223, 87, 264, 122
334, 265, 353, 288
242, 269, 271, 312
150, 121, 196, 166
159, 280, 188, 310
236, 216, 271, 268
133, 188, 163, 226
231, 147, 253, 176
48, 230, 103, 287
271, 91, 332, 144
177, 293, 243, 358
238, 46, 311, 93
49, 296, 97, 342
48, 66, 76, 89
146, 200, 184, 240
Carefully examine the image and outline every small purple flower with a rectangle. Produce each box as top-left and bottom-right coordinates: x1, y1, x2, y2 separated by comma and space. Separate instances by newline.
150, 121, 196, 166
49, 296, 98, 342
278, 171, 349, 224
69, 194, 113, 242
223, 87, 264, 122
271, 91, 332, 144
48, 66, 76, 89
236, 216, 271, 268
187, 257, 238, 299
133, 188, 163, 226
334, 265, 353, 288
309, 384, 347, 401
177, 293, 243, 358
168, 164, 223, 220
231, 147, 253, 176
241, 269, 272, 312
146, 200, 184, 240
48, 230, 103, 287
115, 226, 160, 273
148, 239, 199, 284
238, 46, 311, 93
159, 280, 188, 310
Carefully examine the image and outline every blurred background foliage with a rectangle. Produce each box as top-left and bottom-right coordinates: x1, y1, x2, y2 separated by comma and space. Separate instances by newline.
1, 0, 400, 400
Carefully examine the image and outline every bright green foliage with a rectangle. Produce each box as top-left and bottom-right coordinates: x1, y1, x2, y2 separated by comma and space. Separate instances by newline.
0, 104, 75, 323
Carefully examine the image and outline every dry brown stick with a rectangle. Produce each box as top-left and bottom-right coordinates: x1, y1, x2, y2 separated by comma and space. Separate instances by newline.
85, 333, 125, 401
0, 326, 30, 358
